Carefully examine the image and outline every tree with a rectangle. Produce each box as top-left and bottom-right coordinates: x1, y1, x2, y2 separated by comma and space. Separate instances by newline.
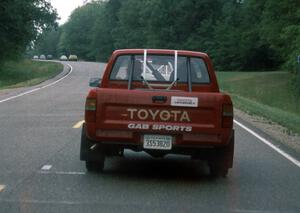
259, 0, 300, 70
58, 1, 103, 61
34, 28, 61, 57
112, 0, 146, 49
32, 0, 300, 74
0, 0, 57, 66
91, 0, 121, 61
113, 0, 223, 50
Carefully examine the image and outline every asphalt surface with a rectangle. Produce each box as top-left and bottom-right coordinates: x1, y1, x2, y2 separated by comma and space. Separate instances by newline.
0, 61, 300, 213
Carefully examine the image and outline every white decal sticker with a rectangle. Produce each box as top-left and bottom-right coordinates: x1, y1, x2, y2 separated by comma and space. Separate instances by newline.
171, 96, 198, 107
128, 123, 192, 132
128, 123, 149, 130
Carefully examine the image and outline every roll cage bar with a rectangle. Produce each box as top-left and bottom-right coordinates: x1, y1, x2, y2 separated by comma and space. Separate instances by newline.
128, 49, 192, 91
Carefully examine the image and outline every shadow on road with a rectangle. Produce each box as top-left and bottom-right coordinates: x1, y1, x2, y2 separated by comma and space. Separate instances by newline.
86, 153, 219, 183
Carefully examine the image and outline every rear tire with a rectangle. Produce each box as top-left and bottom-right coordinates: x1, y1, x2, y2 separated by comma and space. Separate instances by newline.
209, 161, 228, 178
80, 124, 92, 161
209, 131, 234, 178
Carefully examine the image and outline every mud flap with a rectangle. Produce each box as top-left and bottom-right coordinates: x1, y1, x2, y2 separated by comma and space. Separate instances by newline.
209, 130, 235, 177
80, 124, 105, 162
224, 130, 235, 169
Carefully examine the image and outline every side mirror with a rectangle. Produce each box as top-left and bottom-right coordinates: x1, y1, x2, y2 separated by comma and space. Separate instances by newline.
89, 78, 101, 87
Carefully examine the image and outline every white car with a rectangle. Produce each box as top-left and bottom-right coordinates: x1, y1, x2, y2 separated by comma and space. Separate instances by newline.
60, 55, 68, 61
33, 55, 39, 60
68, 55, 78, 61
39, 55, 46, 60
47, 55, 53, 60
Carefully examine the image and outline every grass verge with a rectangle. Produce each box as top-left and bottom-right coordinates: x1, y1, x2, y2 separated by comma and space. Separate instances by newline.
216, 71, 300, 135
0, 59, 63, 89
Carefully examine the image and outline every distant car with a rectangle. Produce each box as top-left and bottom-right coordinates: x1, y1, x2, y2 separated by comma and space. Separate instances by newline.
47, 55, 53, 60
39, 55, 46, 60
68, 55, 78, 61
33, 55, 39, 60
60, 55, 68, 61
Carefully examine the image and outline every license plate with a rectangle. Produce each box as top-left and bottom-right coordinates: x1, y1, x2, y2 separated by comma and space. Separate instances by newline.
143, 135, 172, 150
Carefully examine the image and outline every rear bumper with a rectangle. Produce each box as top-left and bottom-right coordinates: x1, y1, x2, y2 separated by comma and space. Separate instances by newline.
86, 122, 234, 149
94, 130, 234, 160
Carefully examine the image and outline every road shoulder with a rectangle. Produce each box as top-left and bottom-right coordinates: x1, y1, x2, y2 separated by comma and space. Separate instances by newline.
234, 108, 300, 159
0, 61, 70, 102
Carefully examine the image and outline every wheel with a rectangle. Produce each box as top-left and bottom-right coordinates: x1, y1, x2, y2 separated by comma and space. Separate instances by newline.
80, 124, 92, 161
209, 131, 234, 178
209, 161, 228, 178
80, 124, 105, 172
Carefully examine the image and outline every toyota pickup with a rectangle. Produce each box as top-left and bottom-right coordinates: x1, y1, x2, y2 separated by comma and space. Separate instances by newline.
80, 49, 234, 177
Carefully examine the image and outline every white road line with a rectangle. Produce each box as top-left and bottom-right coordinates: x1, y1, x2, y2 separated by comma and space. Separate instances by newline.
234, 119, 300, 168
233, 209, 267, 213
73, 120, 85, 129
38, 171, 86, 175
0, 199, 88, 205
0, 63, 73, 104
41, 165, 52, 171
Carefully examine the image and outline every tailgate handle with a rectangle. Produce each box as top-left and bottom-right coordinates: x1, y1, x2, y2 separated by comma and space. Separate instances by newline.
152, 96, 167, 103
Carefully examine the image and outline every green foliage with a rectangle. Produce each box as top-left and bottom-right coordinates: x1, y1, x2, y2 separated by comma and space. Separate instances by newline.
216, 71, 300, 134
91, 0, 121, 61
34, 28, 62, 58
113, 0, 146, 49
58, 1, 103, 60
33, 0, 300, 77
292, 66, 300, 97
259, 0, 300, 70
0, 0, 57, 65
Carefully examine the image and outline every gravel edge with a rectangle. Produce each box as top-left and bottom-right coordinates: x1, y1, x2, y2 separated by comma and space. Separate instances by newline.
234, 108, 300, 155
0, 61, 69, 100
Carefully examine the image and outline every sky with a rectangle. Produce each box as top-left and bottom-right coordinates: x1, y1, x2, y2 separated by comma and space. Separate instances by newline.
50, 0, 85, 25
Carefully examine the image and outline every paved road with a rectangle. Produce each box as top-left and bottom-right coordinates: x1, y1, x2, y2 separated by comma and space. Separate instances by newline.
0, 61, 300, 213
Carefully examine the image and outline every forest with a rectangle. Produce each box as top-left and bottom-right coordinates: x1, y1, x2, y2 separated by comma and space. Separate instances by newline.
1, 0, 299, 72
0, 0, 57, 66
32, 0, 300, 72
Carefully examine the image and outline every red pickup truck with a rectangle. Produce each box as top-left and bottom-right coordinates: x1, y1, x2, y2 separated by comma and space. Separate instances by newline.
80, 49, 234, 177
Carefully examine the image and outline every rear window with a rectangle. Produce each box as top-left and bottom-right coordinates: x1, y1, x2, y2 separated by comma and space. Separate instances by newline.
132, 55, 188, 83
110, 55, 130, 80
190, 57, 210, 83
109, 54, 210, 85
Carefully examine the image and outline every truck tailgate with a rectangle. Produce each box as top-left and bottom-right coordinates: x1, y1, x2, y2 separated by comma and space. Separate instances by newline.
95, 88, 227, 134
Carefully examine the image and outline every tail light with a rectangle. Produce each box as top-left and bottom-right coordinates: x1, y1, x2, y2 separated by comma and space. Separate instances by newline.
85, 98, 97, 111
222, 104, 233, 128
85, 98, 97, 122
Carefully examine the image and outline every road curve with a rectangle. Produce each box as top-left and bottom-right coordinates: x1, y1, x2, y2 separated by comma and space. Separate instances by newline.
0, 61, 300, 213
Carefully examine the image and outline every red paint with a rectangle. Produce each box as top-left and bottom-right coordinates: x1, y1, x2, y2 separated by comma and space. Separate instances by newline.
83, 49, 234, 173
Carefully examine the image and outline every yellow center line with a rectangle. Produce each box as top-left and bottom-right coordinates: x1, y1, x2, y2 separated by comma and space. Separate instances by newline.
73, 120, 85, 129
0, 185, 6, 192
